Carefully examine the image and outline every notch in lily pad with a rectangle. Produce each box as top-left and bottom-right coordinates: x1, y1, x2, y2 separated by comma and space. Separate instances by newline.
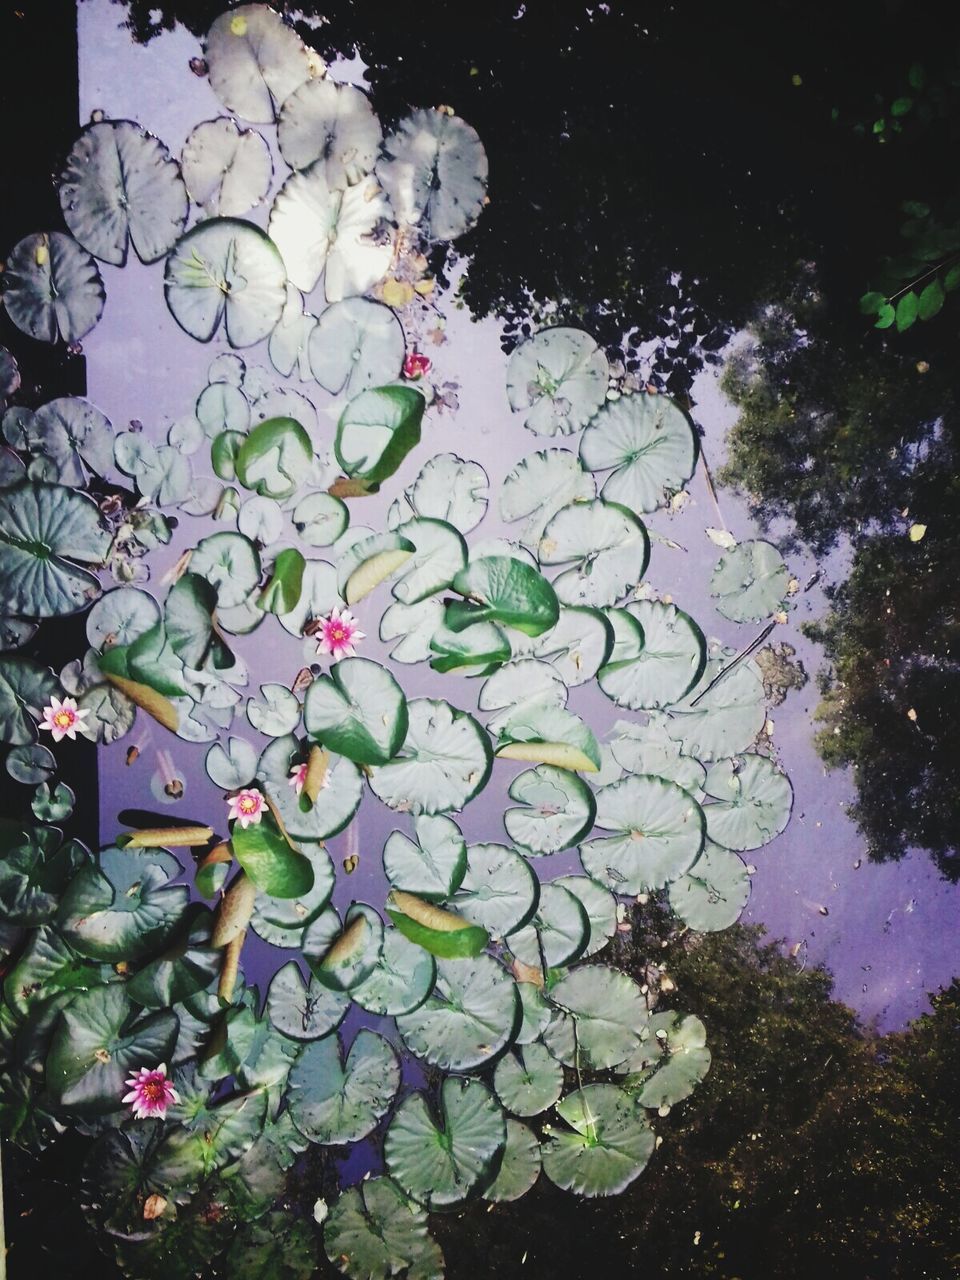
386, 889, 490, 959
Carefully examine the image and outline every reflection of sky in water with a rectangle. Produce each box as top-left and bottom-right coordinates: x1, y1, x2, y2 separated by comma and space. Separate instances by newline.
80, 0, 960, 1034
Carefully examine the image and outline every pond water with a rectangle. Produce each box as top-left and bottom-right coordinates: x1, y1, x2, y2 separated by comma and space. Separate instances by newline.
3, 2, 960, 1278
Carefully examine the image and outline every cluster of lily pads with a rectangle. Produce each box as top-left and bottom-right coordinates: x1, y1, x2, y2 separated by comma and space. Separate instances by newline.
0, 6, 796, 1278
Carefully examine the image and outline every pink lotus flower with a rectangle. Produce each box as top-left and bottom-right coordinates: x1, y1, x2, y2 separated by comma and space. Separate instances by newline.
228, 787, 266, 829
122, 1063, 179, 1120
402, 350, 431, 380
288, 761, 332, 796
315, 606, 364, 661
39, 695, 90, 743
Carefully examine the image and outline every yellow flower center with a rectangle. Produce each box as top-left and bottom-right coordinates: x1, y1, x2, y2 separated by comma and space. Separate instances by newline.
239, 796, 258, 813
54, 710, 74, 728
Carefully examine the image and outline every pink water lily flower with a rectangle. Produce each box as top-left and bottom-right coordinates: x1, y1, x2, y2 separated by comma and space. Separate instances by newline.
315, 606, 365, 661
402, 350, 431, 380
228, 787, 266, 829
123, 1063, 179, 1120
288, 761, 332, 796
40, 695, 90, 743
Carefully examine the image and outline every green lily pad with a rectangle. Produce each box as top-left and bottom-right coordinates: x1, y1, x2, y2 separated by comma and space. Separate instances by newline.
323, 1177, 445, 1280
247, 682, 301, 736
493, 1042, 563, 1118
396, 954, 520, 1072
506, 328, 609, 437
429, 620, 511, 675
478, 659, 567, 737
710, 539, 790, 623
391, 518, 467, 606
453, 842, 539, 939
292, 492, 349, 548
617, 1011, 712, 1110
667, 841, 751, 931
598, 600, 706, 710
181, 116, 273, 217
483, 1118, 542, 1203
0, 482, 110, 619
257, 737, 363, 840
231, 812, 315, 899
308, 297, 403, 399
539, 499, 649, 608
204, 4, 320, 124
278, 78, 382, 184
530, 605, 613, 687
543, 965, 646, 1069
368, 698, 492, 814
377, 106, 488, 240
552, 874, 618, 959
658, 657, 767, 761
58, 119, 188, 266
265, 960, 349, 1041
400, 453, 489, 534
350, 927, 437, 1017
508, 882, 590, 971
59, 846, 188, 961
385, 1076, 505, 1210
2, 231, 105, 345
335, 385, 425, 487
304, 656, 407, 766
500, 448, 596, 545
541, 1084, 654, 1196
382, 813, 468, 901
702, 753, 793, 850
189, 533, 261, 610
235, 417, 313, 500
164, 218, 287, 348
504, 765, 596, 855
379, 597, 445, 664
580, 775, 705, 895
288, 1029, 399, 1145
579, 392, 698, 513
0, 655, 59, 744
446, 556, 559, 638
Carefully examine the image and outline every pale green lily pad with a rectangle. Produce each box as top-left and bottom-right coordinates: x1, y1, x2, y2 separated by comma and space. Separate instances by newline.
618, 1011, 712, 1110
377, 108, 488, 241
552, 874, 618, 959
711, 539, 791, 623
580, 392, 698, 513
539, 499, 649, 608
205, 4, 321, 124
266, 959, 349, 1041
382, 813, 467, 901
508, 882, 590, 970
504, 765, 596, 855
181, 116, 273, 217
385, 1076, 505, 1210
323, 1177, 445, 1280
0, 482, 109, 618
500, 448, 596, 545
453, 842, 539, 939
658, 657, 767, 761
278, 77, 381, 185
506, 328, 608, 436
368, 698, 492, 814
541, 1084, 654, 1196
402, 453, 489, 534
396, 954, 521, 1072
493, 1042, 563, 1118
2, 231, 105, 345
59, 120, 188, 266
598, 600, 706, 710
702, 753, 793, 850
580, 775, 705, 895
668, 841, 751, 931
287, 1029, 399, 1145
350, 927, 437, 1017
483, 1119, 542, 1203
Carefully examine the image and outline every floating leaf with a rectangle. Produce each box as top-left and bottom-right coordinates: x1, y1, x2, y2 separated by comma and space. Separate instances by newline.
323, 1177, 444, 1280
309, 297, 404, 401
667, 840, 751, 931
59, 120, 187, 265
500, 448, 596, 545
368, 698, 492, 814
552, 874, 618, 958
598, 601, 706, 710
385, 1076, 505, 1209
391, 518, 467, 606
9, 397, 113, 486
702, 753, 793, 850
382, 814, 467, 900
266, 959, 348, 1041
539, 499, 649, 608
0, 482, 109, 618
0, 655, 59, 744
304, 656, 407, 766
181, 117, 273, 217
447, 556, 559, 638
396, 954, 520, 1072
710, 540, 790, 623
59, 845, 187, 961
401, 453, 489, 534
658, 657, 767, 761
235, 417, 313, 500
164, 218, 287, 348
541, 1085, 654, 1196
580, 775, 705, 894
2, 231, 104, 345
278, 78, 381, 185
204, 4, 322, 124
508, 882, 590, 970
386, 890, 489, 960
335, 385, 425, 487
377, 108, 488, 241
231, 812, 315, 898
493, 1042, 563, 1118
506, 328, 609, 437
504, 764, 596, 855
258, 736, 363, 840
484, 1118, 542, 1203
288, 1029, 399, 1145
379, 597, 445, 663
453, 842, 539, 938
618, 1011, 711, 1109
350, 927, 437, 1017
190, 532, 262, 609
496, 703, 600, 773
580, 392, 698, 513
269, 169, 393, 299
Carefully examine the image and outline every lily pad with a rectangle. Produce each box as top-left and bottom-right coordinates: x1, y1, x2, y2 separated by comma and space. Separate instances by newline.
500, 448, 596, 545
401, 453, 489, 534
507, 882, 590, 971
539, 499, 649, 608
667, 840, 751, 931
552, 874, 618, 959
0, 655, 59, 744
484, 1118, 542, 1203
493, 1042, 564, 1118
59, 119, 188, 266
506, 328, 609, 437
235, 416, 313, 500
309, 296, 404, 399
658, 657, 767, 761
181, 117, 273, 217
453, 842, 539, 939
504, 764, 596, 855
446, 556, 559, 638
265, 959, 348, 1041
350, 927, 437, 1017
580, 392, 698, 513
0, 482, 109, 618
189, 532, 261, 609
580, 775, 705, 895
335, 385, 425, 487
598, 601, 706, 710
58, 846, 188, 961
368, 698, 492, 814
323, 1177, 444, 1280
278, 78, 381, 185
382, 813, 468, 901
710, 539, 790, 623
385, 1076, 505, 1210
702, 753, 793, 850
377, 108, 488, 241
541, 1084, 654, 1196
269, 168, 393, 299
530, 606, 613, 687
247, 682, 301, 736
2, 231, 105, 345
392, 518, 467, 606
478, 659, 567, 737
379, 597, 445, 664
164, 218, 287, 348
618, 1011, 712, 1110
304, 656, 407, 766
396, 954, 520, 1072
287, 1029, 399, 1145
205, 4, 321, 124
